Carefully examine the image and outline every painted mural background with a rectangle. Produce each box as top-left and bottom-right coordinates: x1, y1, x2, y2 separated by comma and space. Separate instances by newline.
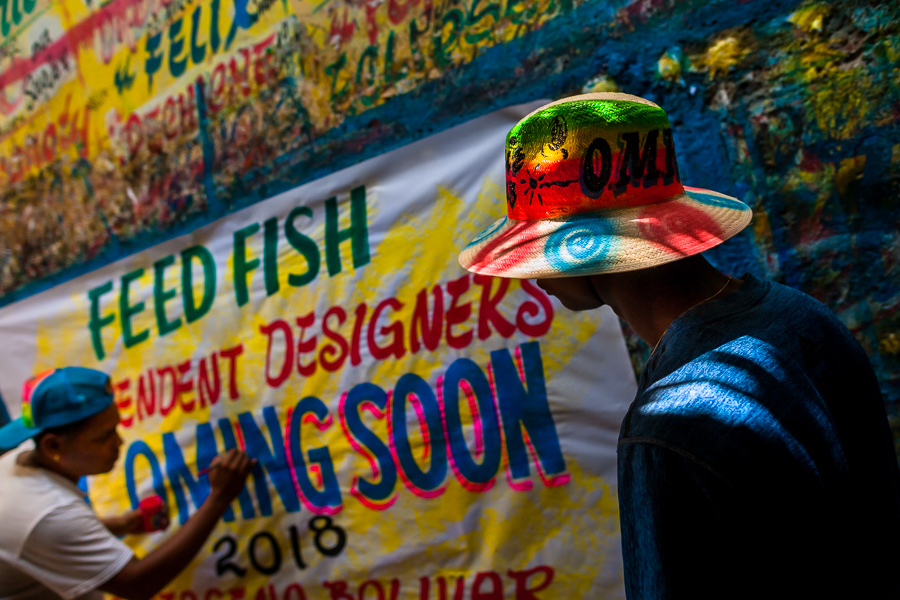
2, 0, 900, 454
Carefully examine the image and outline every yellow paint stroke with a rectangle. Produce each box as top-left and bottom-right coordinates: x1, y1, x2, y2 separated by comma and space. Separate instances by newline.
700, 34, 751, 79
582, 75, 620, 94
657, 50, 682, 83
749, 204, 781, 277
881, 333, 900, 355
807, 66, 873, 140
836, 155, 866, 196
787, 3, 831, 33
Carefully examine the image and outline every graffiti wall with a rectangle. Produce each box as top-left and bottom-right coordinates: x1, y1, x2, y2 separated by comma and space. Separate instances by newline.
1, 0, 898, 432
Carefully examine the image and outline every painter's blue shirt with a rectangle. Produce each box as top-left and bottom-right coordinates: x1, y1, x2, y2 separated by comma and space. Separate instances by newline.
618, 274, 900, 599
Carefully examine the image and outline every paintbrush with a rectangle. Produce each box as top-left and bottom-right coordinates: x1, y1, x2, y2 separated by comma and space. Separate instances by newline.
196, 464, 220, 477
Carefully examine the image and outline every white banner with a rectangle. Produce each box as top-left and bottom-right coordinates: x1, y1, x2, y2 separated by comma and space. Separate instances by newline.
0, 102, 636, 599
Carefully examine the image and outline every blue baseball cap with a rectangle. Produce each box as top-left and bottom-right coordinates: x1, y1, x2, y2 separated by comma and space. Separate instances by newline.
0, 367, 114, 451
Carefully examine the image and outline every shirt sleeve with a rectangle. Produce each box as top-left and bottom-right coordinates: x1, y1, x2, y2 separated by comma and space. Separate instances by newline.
16, 502, 134, 600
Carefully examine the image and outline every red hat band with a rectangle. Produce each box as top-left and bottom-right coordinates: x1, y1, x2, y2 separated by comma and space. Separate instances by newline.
505, 99, 685, 221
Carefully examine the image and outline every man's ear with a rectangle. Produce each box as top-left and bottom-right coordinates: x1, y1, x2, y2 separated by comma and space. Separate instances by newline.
36, 432, 64, 459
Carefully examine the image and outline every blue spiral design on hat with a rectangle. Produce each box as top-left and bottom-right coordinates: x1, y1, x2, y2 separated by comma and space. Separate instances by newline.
546, 217, 616, 272
466, 217, 508, 249
686, 190, 748, 211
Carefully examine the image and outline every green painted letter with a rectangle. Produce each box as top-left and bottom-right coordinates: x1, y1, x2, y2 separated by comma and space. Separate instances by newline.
88, 281, 115, 361
264, 217, 280, 297
154, 255, 182, 336
181, 245, 217, 323
325, 185, 370, 276
120, 269, 150, 348
286, 206, 320, 287
234, 223, 260, 307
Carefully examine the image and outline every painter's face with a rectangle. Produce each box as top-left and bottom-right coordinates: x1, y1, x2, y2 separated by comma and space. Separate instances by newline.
55, 404, 124, 477
535, 276, 605, 312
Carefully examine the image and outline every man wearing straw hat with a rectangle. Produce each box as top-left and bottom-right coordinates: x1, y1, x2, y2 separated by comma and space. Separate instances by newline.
459, 93, 900, 598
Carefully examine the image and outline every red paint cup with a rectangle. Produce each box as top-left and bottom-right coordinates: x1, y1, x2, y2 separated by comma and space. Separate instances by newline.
139, 495, 166, 532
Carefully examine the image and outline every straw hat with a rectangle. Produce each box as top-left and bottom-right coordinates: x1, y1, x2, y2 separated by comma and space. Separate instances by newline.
459, 93, 752, 278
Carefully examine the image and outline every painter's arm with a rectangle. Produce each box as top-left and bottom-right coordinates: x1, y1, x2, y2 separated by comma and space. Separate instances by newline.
99, 449, 254, 600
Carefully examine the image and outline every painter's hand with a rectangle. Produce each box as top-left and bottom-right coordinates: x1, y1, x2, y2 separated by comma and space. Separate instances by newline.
103, 505, 169, 536
121, 508, 145, 535
207, 449, 255, 506
101, 509, 144, 537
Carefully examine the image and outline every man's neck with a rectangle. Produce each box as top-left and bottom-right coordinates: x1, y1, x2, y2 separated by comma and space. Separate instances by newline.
18, 449, 79, 482
600, 256, 739, 347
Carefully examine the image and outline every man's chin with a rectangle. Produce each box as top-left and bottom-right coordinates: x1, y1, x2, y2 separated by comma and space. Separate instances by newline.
562, 299, 604, 312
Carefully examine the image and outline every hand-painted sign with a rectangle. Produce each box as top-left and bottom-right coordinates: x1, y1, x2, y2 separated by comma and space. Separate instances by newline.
0, 105, 637, 599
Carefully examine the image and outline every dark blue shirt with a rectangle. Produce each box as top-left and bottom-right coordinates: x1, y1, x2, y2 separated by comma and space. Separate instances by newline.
618, 274, 900, 599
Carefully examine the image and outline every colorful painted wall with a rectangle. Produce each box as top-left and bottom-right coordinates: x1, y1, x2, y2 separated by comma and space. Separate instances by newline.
2, 0, 900, 452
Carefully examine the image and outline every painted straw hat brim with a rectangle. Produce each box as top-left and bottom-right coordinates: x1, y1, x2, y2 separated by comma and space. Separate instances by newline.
459, 187, 753, 278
